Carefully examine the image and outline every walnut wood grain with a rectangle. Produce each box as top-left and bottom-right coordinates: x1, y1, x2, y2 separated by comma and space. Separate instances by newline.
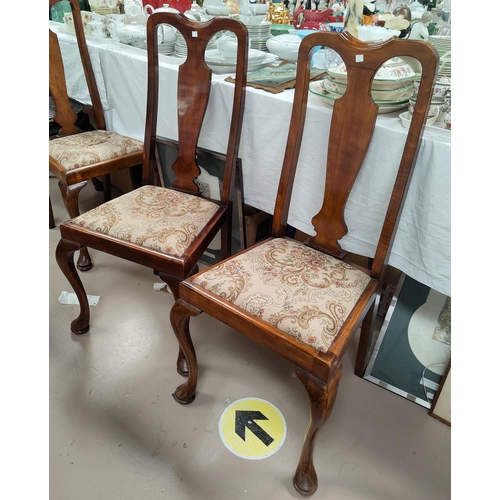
49, 0, 144, 270
56, 11, 249, 383
170, 32, 438, 495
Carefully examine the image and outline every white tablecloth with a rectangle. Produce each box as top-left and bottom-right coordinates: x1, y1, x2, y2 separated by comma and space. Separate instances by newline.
50, 21, 451, 297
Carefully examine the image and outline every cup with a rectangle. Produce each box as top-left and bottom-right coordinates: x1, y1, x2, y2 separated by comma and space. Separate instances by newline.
105, 13, 126, 38
87, 20, 108, 38
63, 12, 75, 33
89, 11, 107, 23
327, 22, 344, 33
80, 10, 93, 24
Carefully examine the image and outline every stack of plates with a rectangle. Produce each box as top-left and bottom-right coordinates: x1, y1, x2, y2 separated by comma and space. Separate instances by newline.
204, 48, 277, 74
428, 35, 451, 58
174, 32, 218, 58
158, 40, 176, 55
310, 80, 411, 114
322, 78, 414, 102
246, 21, 272, 51
313, 57, 420, 113
437, 51, 451, 79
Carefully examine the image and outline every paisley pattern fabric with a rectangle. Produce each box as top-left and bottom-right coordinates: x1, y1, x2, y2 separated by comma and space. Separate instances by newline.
71, 185, 219, 257
192, 238, 372, 352
49, 130, 143, 170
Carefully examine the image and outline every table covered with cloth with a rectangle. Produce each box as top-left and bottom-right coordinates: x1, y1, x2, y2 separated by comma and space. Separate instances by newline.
50, 21, 451, 297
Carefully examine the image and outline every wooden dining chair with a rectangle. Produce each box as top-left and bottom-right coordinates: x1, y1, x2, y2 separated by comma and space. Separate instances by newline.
49, 0, 144, 271
55, 12, 249, 376
170, 32, 438, 495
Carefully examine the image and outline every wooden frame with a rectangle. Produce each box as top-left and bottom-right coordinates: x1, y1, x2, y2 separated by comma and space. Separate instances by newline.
429, 360, 451, 427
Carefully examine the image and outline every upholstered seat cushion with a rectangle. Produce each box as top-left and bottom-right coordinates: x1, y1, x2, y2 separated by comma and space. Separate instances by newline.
49, 130, 143, 170
71, 185, 220, 257
192, 238, 372, 352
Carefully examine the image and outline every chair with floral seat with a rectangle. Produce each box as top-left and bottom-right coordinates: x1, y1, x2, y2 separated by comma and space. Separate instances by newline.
169, 32, 438, 495
55, 12, 249, 376
49, 0, 144, 271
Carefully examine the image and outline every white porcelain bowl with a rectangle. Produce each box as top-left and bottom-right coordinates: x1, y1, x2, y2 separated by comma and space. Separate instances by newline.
204, 5, 231, 15
356, 26, 400, 42
266, 34, 301, 62
247, 4, 269, 15
239, 14, 266, 25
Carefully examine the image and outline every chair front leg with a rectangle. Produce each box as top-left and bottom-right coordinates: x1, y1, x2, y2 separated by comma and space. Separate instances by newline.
293, 364, 343, 496
55, 238, 91, 335
170, 299, 202, 405
58, 180, 93, 272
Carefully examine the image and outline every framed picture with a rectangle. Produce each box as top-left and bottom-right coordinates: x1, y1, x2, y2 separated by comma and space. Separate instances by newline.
364, 273, 451, 409
429, 361, 451, 426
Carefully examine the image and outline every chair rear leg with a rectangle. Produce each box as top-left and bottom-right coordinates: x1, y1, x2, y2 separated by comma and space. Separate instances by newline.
170, 299, 201, 405
354, 297, 379, 378
103, 173, 112, 202
55, 238, 91, 335
220, 213, 232, 261
91, 177, 104, 191
49, 197, 55, 229
58, 180, 93, 272
293, 365, 343, 496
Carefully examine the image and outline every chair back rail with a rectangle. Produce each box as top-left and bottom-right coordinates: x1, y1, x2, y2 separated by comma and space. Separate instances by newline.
49, 0, 106, 133
272, 32, 438, 280
143, 13, 248, 198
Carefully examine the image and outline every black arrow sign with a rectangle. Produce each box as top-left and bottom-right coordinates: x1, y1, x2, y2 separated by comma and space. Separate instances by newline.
235, 410, 274, 447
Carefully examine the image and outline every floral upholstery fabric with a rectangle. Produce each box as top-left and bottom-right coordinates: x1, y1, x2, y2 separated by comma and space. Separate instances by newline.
49, 130, 143, 170
192, 238, 372, 353
71, 185, 219, 257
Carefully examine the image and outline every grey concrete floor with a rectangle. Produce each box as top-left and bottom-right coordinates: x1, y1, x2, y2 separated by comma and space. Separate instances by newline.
49, 175, 451, 500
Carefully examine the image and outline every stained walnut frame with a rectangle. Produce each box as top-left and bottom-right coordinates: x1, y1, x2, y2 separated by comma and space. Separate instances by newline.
55, 13, 249, 375
170, 33, 438, 495
49, 0, 144, 270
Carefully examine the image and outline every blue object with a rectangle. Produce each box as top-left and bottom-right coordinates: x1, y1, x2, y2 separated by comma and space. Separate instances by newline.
293, 30, 322, 60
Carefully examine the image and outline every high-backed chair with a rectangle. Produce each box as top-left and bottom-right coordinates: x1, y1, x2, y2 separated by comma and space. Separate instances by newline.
55, 12, 249, 376
169, 32, 438, 495
49, 0, 144, 271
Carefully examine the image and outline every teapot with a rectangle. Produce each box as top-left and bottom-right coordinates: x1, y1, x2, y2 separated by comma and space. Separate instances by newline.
144, 1, 190, 13
143, 3, 180, 15
292, 6, 333, 30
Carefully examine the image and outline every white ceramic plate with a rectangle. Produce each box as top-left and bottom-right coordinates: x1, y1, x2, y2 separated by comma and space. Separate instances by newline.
204, 49, 269, 65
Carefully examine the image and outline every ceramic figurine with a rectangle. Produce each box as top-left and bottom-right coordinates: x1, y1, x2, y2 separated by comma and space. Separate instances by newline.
409, 11, 432, 40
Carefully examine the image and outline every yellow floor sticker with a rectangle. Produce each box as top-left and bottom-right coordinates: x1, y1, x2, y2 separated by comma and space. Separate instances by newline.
219, 397, 287, 460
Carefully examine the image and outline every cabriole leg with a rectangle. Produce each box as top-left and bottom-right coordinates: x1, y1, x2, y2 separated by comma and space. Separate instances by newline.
293, 365, 343, 496
55, 238, 91, 335
170, 299, 201, 405
58, 180, 93, 272
159, 272, 188, 376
